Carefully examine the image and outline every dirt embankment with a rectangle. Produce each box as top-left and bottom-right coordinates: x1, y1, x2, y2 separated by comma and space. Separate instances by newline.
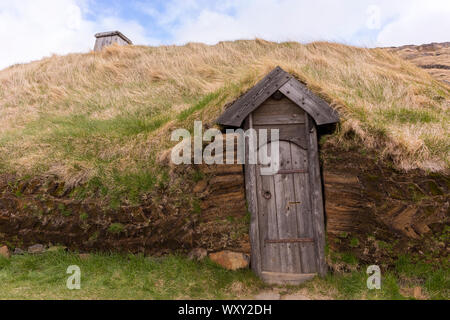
0, 162, 249, 255
0, 138, 448, 265
321, 143, 449, 266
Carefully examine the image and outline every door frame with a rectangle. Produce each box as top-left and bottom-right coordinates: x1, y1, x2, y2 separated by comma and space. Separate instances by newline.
244, 113, 327, 283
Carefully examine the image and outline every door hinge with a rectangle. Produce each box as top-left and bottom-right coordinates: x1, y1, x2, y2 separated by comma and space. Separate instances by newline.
277, 169, 308, 174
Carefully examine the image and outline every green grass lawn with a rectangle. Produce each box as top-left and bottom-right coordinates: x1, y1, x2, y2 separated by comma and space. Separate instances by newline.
0, 251, 447, 300
0, 251, 263, 300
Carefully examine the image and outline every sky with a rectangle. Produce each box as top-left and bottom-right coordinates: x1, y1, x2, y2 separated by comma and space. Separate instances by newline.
0, 0, 449, 70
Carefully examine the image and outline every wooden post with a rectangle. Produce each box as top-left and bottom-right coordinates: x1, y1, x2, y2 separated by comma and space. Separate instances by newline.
307, 116, 327, 276
244, 114, 263, 276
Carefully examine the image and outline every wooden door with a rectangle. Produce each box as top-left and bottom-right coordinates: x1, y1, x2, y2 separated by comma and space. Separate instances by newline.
244, 96, 327, 285
256, 140, 317, 283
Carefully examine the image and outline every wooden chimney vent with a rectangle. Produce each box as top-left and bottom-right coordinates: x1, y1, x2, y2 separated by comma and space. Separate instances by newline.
94, 31, 133, 51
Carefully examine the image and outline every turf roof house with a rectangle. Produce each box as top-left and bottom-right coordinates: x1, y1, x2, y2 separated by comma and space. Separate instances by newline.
217, 66, 339, 284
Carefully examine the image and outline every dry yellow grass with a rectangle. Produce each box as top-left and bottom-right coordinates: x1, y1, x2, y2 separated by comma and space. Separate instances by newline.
0, 40, 448, 202
390, 42, 450, 85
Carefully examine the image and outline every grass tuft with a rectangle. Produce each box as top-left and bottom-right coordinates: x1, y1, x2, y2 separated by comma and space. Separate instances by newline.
107, 223, 125, 234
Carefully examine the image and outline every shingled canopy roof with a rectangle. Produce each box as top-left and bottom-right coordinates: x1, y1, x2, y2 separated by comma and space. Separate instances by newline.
217, 66, 339, 127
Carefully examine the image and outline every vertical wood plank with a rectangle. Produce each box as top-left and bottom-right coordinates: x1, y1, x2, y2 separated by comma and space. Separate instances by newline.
244, 114, 262, 275
290, 144, 317, 273
306, 116, 327, 276
284, 143, 302, 273
257, 140, 281, 272
288, 144, 304, 274
256, 172, 280, 272
94, 39, 100, 51
272, 141, 301, 273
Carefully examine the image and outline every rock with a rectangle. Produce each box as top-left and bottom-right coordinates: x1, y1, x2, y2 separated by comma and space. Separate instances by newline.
0, 246, 10, 259
28, 244, 45, 254
187, 248, 207, 261
413, 287, 423, 299
47, 246, 67, 252
209, 250, 249, 270
193, 180, 208, 193
79, 253, 90, 260
13, 248, 25, 255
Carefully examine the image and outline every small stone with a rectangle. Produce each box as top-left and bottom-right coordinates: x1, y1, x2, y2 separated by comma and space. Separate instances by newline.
79, 253, 90, 260
13, 248, 25, 255
187, 248, 207, 261
47, 246, 67, 252
209, 250, 250, 270
193, 180, 208, 193
413, 287, 422, 299
28, 244, 45, 254
0, 246, 10, 259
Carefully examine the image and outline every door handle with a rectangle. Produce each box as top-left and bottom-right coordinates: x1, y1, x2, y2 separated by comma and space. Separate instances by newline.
263, 191, 271, 200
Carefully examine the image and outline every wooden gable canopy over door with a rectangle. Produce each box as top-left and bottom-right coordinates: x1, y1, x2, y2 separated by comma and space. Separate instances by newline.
217, 67, 339, 285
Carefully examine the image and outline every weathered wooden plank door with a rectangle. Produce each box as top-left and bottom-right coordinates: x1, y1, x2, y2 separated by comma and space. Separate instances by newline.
256, 141, 316, 273
256, 140, 317, 283
245, 96, 326, 285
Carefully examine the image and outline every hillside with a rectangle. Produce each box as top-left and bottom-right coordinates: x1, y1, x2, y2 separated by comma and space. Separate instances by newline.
390, 42, 450, 85
0, 40, 448, 205
0, 41, 448, 264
